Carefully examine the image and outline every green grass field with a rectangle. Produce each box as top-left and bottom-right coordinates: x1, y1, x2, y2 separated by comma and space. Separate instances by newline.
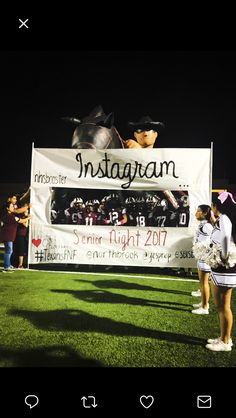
0, 258, 236, 367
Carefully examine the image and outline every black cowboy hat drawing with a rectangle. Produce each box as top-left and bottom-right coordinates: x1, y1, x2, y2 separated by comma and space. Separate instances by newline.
128, 116, 165, 132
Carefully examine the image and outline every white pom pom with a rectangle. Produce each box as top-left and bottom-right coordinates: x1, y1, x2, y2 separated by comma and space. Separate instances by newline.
194, 241, 236, 269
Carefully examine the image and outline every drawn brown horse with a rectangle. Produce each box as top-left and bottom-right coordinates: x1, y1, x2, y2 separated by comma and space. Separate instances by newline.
62, 105, 124, 149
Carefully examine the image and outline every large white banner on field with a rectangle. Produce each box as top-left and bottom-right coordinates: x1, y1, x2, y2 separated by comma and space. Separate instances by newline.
29, 147, 212, 267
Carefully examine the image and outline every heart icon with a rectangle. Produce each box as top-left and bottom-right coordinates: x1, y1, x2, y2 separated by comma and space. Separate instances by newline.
140, 395, 154, 409
32, 239, 42, 248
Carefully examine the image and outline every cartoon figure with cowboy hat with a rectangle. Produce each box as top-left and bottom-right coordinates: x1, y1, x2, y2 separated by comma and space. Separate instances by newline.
124, 115, 165, 149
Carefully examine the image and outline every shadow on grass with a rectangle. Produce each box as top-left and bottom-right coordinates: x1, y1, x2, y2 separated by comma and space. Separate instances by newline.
51, 288, 191, 311
74, 279, 192, 296
0, 345, 103, 367
9, 308, 205, 346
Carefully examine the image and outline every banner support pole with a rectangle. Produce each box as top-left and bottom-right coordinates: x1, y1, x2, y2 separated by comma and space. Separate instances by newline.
27, 142, 34, 269
210, 141, 214, 200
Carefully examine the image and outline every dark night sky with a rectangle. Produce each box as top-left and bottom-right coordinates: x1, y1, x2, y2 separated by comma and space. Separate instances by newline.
1, 48, 236, 184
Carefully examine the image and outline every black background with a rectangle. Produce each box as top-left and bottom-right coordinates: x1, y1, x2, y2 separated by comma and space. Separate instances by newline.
1, 368, 233, 416
1, 10, 236, 185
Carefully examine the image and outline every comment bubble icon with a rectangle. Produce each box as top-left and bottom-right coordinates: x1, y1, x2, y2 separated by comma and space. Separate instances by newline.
25, 395, 39, 409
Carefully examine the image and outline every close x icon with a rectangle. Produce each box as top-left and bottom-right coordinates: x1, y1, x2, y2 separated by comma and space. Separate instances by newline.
18, 18, 29, 29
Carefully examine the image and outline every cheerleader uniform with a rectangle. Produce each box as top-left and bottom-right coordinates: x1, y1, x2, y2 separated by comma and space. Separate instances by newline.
193, 220, 213, 272
210, 214, 236, 287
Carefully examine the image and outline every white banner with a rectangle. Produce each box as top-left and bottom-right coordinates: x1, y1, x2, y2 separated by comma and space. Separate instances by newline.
29, 147, 212, 267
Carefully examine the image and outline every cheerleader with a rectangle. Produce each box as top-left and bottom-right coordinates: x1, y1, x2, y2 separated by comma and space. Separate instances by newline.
205, 191, 236, 352
192, 205, 213, 314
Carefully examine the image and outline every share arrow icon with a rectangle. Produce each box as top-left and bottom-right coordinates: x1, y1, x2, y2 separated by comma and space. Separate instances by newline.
81, 395, 98, 408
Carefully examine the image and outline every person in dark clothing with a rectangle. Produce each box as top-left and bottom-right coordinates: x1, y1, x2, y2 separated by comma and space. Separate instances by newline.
14, 209, 30, 268
0, 202, 32, 272
7, 190, 31, 215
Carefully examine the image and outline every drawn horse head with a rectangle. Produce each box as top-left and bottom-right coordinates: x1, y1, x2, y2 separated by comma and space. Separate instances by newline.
62, 105, 124, 149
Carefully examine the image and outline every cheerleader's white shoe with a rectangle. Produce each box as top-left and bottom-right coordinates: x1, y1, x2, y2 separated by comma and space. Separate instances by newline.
206, 340, 232, 351
191, 307, 209, 315
191, 289, 201, 297
193, 302, 209, 309
207, 337, 233, 347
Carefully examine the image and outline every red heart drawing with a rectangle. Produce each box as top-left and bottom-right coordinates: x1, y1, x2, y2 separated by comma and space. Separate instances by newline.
32, 239, 42, 247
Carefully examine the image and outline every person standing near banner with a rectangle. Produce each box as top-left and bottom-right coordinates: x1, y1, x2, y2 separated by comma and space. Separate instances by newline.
14, 209, 30, 268
7, 190, 31, 265
8, 189, 31, 215
0, 202, 32, 273
192, 205, 213, 314
124, 116, 165, 149
205, 191, 236, 351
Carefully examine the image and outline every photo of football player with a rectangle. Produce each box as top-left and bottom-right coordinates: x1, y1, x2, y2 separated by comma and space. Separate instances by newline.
129, 196, 148, 227
64, 197, 85, 224
150, 197, 177, 227
125, 196, 137, 226
78, 200, 101, 225
102, 193, 127, 226
175, 193, 190, 227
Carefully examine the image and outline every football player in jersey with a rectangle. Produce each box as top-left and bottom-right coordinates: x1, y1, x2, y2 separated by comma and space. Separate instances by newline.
146, 194, 161, 226
151, 197, 177, 227
98, 195, 110, 223
92, 199, 100, 213
176, 194, 190, 227
51, 199, 60, 224
64, 197, 85, 224
50, 193, 68, 224
133, 196, 149, 227
103, 193, 127, 226
79, 200, 101, 225
125, 196, 137, 226
125, 195, 147, 227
